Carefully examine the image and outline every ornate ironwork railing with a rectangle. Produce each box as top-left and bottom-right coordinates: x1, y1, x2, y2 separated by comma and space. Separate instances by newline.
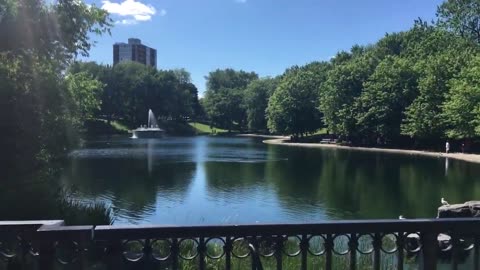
1, 218, 480, 269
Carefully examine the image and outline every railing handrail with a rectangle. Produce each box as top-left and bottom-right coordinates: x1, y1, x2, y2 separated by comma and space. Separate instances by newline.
0, 220, 64, 226
0, 220, 64, 237
3, 218, 480, 239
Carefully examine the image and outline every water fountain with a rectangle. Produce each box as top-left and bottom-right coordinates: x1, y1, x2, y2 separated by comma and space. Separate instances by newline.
131, 109, 165, 138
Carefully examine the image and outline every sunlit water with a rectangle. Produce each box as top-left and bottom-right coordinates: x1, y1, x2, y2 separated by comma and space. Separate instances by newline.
53, 136, 480, 225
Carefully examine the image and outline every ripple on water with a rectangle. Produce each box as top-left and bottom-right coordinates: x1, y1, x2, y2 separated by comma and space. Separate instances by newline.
69, 147, 287, 163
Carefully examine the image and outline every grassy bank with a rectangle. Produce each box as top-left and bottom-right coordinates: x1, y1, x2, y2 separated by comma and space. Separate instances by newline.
86, 119, 281, 137
84, 119, 130, 135
85, 119, 220, 136
189, 122, 228, 135
109, 120, 130, 133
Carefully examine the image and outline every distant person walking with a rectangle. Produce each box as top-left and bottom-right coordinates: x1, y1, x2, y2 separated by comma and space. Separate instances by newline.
446, 141, 450, 154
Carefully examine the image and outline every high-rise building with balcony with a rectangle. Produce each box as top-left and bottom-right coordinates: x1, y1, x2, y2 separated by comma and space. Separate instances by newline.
113, 38, 157, 68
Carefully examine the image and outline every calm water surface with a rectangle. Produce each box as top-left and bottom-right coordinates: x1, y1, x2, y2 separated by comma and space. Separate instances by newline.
54, 136, 480, 225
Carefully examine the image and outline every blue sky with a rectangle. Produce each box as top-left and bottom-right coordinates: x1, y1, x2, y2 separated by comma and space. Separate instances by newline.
84, 0, 444, 94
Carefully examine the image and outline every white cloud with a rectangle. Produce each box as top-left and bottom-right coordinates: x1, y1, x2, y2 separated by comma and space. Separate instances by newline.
102, 0, 158, 23
116, 19, 138, 25
134, 14, 151, 21
235, 0, 247, 3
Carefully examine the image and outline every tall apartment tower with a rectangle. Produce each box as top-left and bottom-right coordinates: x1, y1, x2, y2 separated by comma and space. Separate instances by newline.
113, 38, 157, 68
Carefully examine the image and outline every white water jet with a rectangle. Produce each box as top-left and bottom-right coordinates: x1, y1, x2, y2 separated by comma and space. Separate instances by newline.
131, 109, 165, 138
148, 109, 158, 129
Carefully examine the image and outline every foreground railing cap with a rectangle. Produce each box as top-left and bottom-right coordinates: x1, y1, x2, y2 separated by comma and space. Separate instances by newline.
0, 220, 64, 226
4, 218, 480, 236
90, 218, 480, 239
0, 220, 64, 233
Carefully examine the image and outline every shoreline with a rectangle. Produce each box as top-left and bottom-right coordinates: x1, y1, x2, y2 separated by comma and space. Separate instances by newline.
264, 138, 480, 164
236, 134, 289, 139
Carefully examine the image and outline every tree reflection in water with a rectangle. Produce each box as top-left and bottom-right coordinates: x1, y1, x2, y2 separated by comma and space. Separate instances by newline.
6, 136, 480, 225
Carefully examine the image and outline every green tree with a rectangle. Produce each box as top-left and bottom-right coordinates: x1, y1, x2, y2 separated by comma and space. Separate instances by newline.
437, 0, 480, 43
172, 69, 201, 120
69, 61, 201, 127
203, 88, 245, 131
402, 46, 476, 140
67, 61, 115, 122
355, 56, 418, 143
181, 82, 201, 120
0, 0, 111, 63
65, 72, 104, 124
442, 55, 480, 139
203, 69, 258, 130
267, 65, 326, 137
243, 77, 279, 132
318, 24, 477, 144
107, 62, 148, 125
0, 0, 111, 170
173, 68, 192, 84
206, 68, 258, 93
319, 50, 377, 138
69, 61, 109, 79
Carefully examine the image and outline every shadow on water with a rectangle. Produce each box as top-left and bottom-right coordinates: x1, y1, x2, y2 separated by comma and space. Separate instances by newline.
1, 170, 62, 220
0, 169, 113, 225
62, 138, 197, 223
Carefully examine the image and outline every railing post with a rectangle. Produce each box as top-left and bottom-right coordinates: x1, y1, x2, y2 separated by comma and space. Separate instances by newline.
225, 237, 232, 270
171, 238, 179, 270
396, 232, 404, 270
373, 233, 381, 270
19, 235, 32, 269
143, 238, 152, 269
247, 237, 264, 270
198, 237, 206, 270
36, 222, 65, 270
325, 234, 333, 270
451, 232, 459, 270
250, 237, 258, 270
300, 234, 308, 270
349, 233, 357, 270
275, 235, 283, 270
105, 240, 123, 270
38, 239, 55, 270
422, 232, 437, 270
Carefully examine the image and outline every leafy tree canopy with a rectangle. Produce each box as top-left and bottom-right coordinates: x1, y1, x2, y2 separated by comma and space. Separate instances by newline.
203, 69, 258, 130
244, 77, 280, 132
442, 55, 480, 139
267, 64, 329, 136
437, 0, 480, 44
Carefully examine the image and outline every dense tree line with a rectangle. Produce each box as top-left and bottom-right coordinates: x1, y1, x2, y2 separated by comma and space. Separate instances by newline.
69, 62, 201, 127
318, 21, 479, 146
0, 0, 110, 172
202, 0, 480, 148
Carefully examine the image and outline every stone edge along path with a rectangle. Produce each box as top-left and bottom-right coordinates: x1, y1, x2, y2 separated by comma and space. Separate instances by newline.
264, 138, 480, 165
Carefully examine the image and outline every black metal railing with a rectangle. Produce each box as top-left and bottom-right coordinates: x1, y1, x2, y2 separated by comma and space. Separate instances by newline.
2, 218, 480, 269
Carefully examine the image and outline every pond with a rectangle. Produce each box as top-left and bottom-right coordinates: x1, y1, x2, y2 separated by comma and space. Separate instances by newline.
4, 136, 480, 225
